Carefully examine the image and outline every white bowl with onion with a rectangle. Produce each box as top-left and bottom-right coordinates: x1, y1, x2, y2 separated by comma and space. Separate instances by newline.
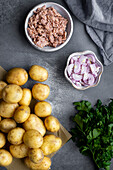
64, 50, 103, 90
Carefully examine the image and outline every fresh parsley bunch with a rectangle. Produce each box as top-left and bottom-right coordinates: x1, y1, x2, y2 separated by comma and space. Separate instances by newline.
71, 99, 113, 170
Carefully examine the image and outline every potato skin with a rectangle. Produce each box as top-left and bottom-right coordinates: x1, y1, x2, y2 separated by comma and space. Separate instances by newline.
29, 65, 48, 82
0, 119, 16, 133
0, 132, 6, 148
9, 143, 29, 158
0, 101, 19, 118
0, 149, 13, 166
8, 127, 25, 145
41, 135, 62, 155
34, 101, 52, 117
23, 129, 43, 149
0, 81, 7, 99
19, 88, 32, 106
2, 84, 23, 104
6, 68, 28, 86
25, 156, 51, 170
14, 105, 30, 123
44, 116, 60, 132
32, 83, 50, 101
28, 148, 44, 164
23, 114, 46, 136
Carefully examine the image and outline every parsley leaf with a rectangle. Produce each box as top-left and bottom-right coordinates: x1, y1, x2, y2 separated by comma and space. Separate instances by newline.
71, 99, 113, 170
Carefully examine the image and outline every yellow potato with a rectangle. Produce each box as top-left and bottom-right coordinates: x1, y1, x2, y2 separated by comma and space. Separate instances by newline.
6, 67, 28, 86
14, 105, 30, 123
25, 156, 51, 170
23, 114, 46, 136
34, 101, 52, 117
0, 132, 6, 148
23, 129, 43, 149
0, 116, 1, 122
0, 149, 13, 166
19, 88, 32, 106
0, 81, 7, 99
32, 83, 50, 101
2, 84, 23, 104
29, 65, 48, 82
8, 127, 25, 145
9, 143, 29, 158
41, 135, 62, 155
0, 119, 16, 133
0, 101, 19, 118
28, 148, 44, 164
44, 115, 60, 132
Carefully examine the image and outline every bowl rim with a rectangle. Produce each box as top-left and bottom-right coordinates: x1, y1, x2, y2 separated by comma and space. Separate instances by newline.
64, 50, 104, 90
24, 2, 73, 52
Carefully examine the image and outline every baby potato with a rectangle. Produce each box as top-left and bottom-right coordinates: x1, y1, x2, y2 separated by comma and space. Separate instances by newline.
44, 115, 60, 132
29, 65, 48, 82
2, 84, 23, 104
23, 129, 43, 149
41, 135, 62, 155
9, 143, 29, 158
32, 83, 50, 101
0, 119, 16, 133
8, 127, 25, 145
28, 148, 44, 164
34, 101, 52, 117
0, 101, 19, 118
14, 105, 30, 123
0, 149, 13, 166
0, 81, 7, 99
0, 132, 6, 148
19, 88, 32, 106
23, 114, 46, 136
25, 156, 51, 170
6, 67, 28, 86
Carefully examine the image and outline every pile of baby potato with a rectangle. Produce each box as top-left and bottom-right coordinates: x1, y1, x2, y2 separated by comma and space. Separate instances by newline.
0, 65, 62, 170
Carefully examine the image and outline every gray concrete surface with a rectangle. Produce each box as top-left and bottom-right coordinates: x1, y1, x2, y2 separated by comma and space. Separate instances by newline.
0, 0, 113, 170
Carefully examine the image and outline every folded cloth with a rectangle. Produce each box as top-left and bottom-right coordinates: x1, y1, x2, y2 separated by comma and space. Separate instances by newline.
64, 0, 113, 65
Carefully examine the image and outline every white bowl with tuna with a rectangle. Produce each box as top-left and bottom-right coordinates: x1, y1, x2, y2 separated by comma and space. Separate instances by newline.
25, 2, 73, 52
64, 50, 103, 90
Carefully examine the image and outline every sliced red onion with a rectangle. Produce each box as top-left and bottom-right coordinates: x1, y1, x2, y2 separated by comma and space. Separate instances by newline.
73, 56, 80, 61
67, 64, 74, 76
81, 64, 87, 74
86, 59, 91, 65
83, 73, 95, 85
90, 64, 100, 76
96, 66, 100, 73
87, 65, 91, 73
70, 59, 73, 64
72, 74, 82, 81
74, 61, 81, 73
87, 74, 95, 85
79, 55, 87, 64
75, 82, 82, 87
70, 58, 74, 64
70, 56, 80, 64
70, 78, 76, 83
83, 73, 89, 81
95, 63, 100, 73
86, 54, 95, 63
90, 64, 96, 72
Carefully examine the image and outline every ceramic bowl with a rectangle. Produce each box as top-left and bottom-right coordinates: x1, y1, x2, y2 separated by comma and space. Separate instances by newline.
64, 50, 103, 90
25, 2, 73, 52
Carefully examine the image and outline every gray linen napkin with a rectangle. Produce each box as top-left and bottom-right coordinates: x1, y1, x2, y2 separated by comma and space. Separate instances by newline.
65, 0, 113, 65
